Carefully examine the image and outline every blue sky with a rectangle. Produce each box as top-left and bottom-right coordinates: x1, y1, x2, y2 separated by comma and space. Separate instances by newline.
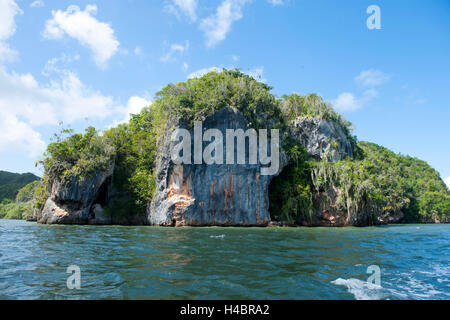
0, 0, 449, 187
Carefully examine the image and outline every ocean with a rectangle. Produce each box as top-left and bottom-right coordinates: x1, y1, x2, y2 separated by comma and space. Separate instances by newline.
0, 219, 448, 300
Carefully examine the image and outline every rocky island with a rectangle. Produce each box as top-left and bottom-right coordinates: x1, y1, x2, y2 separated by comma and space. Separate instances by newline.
14, 70, 448, 227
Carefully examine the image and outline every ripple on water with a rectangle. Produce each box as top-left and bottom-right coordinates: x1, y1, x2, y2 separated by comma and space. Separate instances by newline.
0, 220, 448, 299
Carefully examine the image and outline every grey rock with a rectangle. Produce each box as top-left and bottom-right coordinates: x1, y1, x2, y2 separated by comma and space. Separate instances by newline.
38, 162, 115, 224
90, 204, 111, 225
290, 117, 353, 161
148, 107, 287, 226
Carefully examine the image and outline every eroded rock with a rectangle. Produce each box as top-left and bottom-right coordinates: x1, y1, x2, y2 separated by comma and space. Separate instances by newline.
148, 107, 287, 226
290, 117, 353, 161
38, 162, 115, 224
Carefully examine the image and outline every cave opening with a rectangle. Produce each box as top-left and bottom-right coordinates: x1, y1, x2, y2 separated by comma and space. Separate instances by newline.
268, 165, 290, 222
268, 161, 313, 224
93, 177, 111, 207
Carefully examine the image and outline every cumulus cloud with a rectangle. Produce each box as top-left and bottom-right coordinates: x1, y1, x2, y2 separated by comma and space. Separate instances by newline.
332, 69, 389, 112
0, 65, 152, 156
166, 0, 198, 22
332, 89, 378, 112
0, 113, 46, 157
161, 41, 189, 62
30, 0, 44, 8
0, 66, 119, 156
114, 96, 152, 125
43, 5, 119, 68
444, 177, 450, 189
0, 0, 22, 62
332, 92, 361, 112
355, 69, 391, 87
200, 0, 251, 47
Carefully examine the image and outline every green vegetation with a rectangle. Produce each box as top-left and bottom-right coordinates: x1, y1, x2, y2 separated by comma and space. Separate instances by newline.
37, 69, 286, 216
280, 93, 362, 158
0, 199, 33, 220
0, 180, 41, 220
269, 146, 314, 223
16, 180, 41, 203
156, 69, 283, 129
270, 141, 450, 224
0, 171, 40, 201
42, 126, 115, 184
34, 69, 449, 224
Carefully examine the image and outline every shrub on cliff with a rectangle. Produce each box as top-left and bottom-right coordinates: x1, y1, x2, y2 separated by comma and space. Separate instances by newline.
35, 69, 449, 223
270, 140, 449, 224
280, 93, 362, 159
42, 126, 116, 184
0, 171, 40, 201
0, 200, 32, 220
15, 180, 41, 203
156, 69, 283, 129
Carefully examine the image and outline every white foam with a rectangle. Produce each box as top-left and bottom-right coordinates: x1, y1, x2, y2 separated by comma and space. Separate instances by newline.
331, 278, 385, 300
210, 234, 225, 239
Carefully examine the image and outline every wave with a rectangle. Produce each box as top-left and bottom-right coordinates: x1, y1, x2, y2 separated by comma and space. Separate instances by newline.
331, 278, 386, 300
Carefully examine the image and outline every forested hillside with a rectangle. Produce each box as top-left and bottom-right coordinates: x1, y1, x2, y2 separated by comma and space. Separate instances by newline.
0, 171, 40, 201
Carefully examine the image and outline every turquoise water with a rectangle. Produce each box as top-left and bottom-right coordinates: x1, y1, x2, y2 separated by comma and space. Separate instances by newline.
0, 219, 448, 300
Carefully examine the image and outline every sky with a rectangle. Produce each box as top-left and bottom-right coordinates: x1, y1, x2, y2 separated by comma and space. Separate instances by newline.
0, 0, 449, 188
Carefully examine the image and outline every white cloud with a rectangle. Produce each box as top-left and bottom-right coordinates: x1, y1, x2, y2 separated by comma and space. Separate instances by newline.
115, 96, 151, 125
0, 66, 120, 156
332, 93, 361, 112
43, 5, 119, 68
267, 0, 283, 5
166, 0, 198, 22
0, 64, 153, 156
246, 66, 267, 83
30, 0, 44, 8
42, 53, 80, 76
182, 62, 189, 72
0, 113, 46, 157
332, 89, 377, 112
161, 41, 189, 62
355, 69, 391, 87
444, 177, 450, 189
200, 0, 251, 47
0, 0, 22, 62
134, 46, 143, 55
0, 67, 116, 125
187, 66, 222, 79
333, 69, 388, 112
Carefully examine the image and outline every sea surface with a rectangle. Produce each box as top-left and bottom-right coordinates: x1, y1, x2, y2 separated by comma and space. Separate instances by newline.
0, 219, 448, 300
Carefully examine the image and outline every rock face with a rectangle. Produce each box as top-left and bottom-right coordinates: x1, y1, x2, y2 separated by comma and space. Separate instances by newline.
290, 117, 353, 161
305, 186, 405, 227
148, 107, 287, 226
35, 108, 420, 227
37, 162, 134, 225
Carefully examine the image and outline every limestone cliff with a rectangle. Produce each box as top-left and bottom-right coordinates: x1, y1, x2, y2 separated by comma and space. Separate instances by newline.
290, 117, 353, 161
148, 107, 287, 226
32, 69, 448, 226
38, 162, 146, 225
